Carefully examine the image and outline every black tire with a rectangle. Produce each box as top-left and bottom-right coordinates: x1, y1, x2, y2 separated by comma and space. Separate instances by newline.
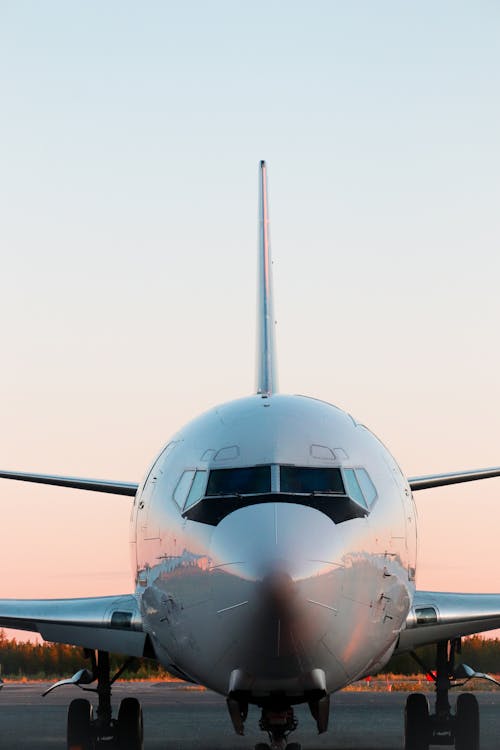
67, 698, 94, 750
455, 693, 479, 750
117, 697, 144, 750
255, 744, 270, 750
286, 743, 302, 750
404, 693, 430, 750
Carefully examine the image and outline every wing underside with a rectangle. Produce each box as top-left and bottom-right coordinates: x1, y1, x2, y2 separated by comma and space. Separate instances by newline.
396, 590, 500, 653
0, 594, 151, 658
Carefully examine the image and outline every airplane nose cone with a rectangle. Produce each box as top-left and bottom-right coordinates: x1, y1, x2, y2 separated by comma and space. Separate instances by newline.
207, 503, 346, 688
262, 569, 294, 612
209, 501, 345, 583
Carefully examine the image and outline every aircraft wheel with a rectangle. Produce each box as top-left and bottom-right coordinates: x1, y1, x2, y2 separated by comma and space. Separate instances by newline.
117, 697, 144, 750
67, 698, 94, 750
286, 743, 302, 750
455, 693, 479, 750
404, 693, 430, 750
254, 744, 270, 750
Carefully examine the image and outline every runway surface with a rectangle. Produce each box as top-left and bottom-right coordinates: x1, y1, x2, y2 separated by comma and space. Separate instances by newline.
1, 682, 500, 749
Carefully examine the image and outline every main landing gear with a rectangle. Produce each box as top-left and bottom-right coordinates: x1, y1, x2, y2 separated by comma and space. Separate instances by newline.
404, 639, 479, 750
46, 649, 143, 750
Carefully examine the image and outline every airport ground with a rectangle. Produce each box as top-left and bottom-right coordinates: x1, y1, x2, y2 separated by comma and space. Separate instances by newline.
1, 683, 500, 750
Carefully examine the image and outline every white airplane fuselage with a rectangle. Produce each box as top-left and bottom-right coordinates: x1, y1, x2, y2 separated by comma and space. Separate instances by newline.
131, 393, 417, 700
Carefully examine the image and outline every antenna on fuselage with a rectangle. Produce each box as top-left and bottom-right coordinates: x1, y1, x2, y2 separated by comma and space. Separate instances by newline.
256, 160, 278, 396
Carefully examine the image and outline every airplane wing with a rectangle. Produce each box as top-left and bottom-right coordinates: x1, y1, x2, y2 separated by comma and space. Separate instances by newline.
4, 467, 500, 496
396, 590, 500, 653
408, 467, 500, 491
0, 470, 138, 496
0, 594, 152, 657
4, 466, 500, 496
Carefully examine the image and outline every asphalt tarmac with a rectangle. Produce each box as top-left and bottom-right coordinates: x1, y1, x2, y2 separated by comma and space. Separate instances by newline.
1, 683, 500, 750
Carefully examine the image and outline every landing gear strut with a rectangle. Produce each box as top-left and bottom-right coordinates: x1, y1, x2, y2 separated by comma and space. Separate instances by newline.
257, 705, 299, 750
66, 650, 143, 750
404, 639, 479, 750
227, 692, 305, 750
227, 687, 329, 750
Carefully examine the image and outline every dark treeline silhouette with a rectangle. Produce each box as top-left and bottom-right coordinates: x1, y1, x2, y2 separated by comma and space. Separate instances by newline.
2, 631, 500, 679
384, 635, 500, 675
0, 631, 168, 679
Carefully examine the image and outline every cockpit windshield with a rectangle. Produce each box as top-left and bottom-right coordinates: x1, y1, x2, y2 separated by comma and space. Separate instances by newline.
205, 466, 271, 496
280, 466, 344, 494
181, 463, 375, 527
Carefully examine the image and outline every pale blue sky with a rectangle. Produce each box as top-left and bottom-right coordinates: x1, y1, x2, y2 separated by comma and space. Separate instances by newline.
1, 2, 500, 602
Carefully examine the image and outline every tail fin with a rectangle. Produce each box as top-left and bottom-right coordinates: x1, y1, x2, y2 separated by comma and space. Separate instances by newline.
256, 160, 278, 395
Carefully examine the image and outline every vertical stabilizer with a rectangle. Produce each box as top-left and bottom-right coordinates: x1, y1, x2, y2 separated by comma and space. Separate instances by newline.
256, 160, 278, 395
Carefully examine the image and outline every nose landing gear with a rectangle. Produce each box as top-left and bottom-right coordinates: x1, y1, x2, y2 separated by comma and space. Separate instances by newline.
404, 639, 480, 750
227, 691, 303, 750
256, 705, 299, 750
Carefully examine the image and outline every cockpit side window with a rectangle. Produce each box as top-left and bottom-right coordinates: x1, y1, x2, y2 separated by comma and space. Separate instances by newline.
205, 466, 271, 496
184, 470, 208, 510
280, 466, 344, 494
173, 470, 195, 508
343, 469, 368, 509
355, 468, 377, 506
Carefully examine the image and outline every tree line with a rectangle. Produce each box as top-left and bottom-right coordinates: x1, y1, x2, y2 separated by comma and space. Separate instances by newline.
385, 635, 500, 675
2, 631, 500, 679
0, 631, 168, 679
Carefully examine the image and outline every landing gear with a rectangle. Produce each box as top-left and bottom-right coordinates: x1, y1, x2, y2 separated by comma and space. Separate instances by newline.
117, 697, 144, 750
62, 650, 142, 750
228, 687, 329, 750
227, 690, 302, 749
455, 693, 479, 750
227, 669, 328, 749
406, 639, 480, 750
67, 698, 94, 750
404, 693, 430, 750
257, 705, 299, 750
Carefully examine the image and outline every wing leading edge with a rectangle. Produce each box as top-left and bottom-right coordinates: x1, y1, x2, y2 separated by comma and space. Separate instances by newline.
0, 595, 151, 658
396, 590, 500, 654
0, 470, 138, 496
409, 467, 500, 491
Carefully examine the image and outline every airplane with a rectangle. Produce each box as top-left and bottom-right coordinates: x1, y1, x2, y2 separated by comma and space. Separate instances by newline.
1, 160, 500, 750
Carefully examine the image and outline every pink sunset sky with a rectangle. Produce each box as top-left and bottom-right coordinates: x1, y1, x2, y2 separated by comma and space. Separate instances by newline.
1, 2, 499, 640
